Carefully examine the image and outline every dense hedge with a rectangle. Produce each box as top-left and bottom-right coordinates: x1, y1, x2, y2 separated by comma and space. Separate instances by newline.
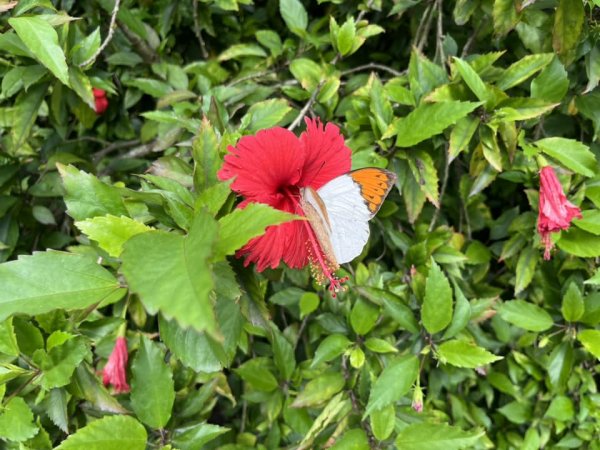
1, 0, 599, 449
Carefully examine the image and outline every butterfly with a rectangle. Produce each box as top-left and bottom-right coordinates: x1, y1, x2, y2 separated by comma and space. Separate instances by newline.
300, 167, 397, 266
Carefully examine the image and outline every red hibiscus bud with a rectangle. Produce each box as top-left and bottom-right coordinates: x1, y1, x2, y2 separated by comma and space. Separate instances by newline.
102, 336, 130, 393
92, 88, 109, 115
537, 166, 582, 260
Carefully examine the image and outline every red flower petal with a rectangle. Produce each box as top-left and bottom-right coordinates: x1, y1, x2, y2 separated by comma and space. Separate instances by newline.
92, 88, 106, 98
235, 196, 309, 271
537, 166, 582, 260
102, 337, 130, 393
298, 118, 352, 189
94, 96, 109, 114
218, 127, 305, 199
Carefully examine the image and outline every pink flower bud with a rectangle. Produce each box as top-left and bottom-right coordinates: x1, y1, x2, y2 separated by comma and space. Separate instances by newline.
102, 336, 130, 393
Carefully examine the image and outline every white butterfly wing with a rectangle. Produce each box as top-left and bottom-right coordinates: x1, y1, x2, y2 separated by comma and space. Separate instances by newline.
312, 175, 372, 264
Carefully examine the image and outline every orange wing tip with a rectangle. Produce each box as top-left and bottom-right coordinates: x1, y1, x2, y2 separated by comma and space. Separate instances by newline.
350, 168, 396, 214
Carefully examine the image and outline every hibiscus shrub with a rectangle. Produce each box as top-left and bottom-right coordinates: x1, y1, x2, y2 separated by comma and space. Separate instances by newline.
1, 1, 600, 449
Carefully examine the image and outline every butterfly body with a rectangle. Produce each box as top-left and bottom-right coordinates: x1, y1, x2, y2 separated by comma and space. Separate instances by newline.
300, 168, 396, 265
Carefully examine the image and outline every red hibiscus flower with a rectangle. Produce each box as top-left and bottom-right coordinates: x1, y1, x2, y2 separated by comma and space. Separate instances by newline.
537, 166, 582, 260
102, 336, 130, 393
218, 118, 351, 292
93, 88, 109, 115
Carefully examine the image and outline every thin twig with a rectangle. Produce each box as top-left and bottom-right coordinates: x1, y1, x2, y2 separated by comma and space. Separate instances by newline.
461, 23, 481, 58
342, 357, 378, 449
414, 4, 433, 52
116, 141, 156, 160
192, 0, 208, 59
80, 0, 121, 67
92, 139, 141, 163
65, 135, 110, 146
226, 70, 275, 87
287, 0, 375, 131
118, 20, 159, 64
429, 144, 450, 231
287, 80, 324, 131
434, 0, 446, 66
341, 62, 405, 78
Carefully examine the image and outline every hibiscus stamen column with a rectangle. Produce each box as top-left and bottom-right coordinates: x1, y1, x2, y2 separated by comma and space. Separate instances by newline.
301, 219, 348, 297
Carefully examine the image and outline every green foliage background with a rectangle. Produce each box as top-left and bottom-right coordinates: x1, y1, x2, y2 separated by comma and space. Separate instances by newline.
1, 0, 600, 448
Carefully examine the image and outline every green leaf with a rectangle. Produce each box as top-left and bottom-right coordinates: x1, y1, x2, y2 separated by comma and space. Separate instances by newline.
0, 397, 38, 442
214, 203, 299, 260
279, 0, 308, 36
131, 336, 175, 429
256, 30, 283, 57
422, 260, 453, 334
0, 364, 31, 385
350, 298, 379, 335
535, 137, 596, 177
8, 17, 70, 86
498, 300, 553, 332
337, 18, 356, 56
58, 165, 128, 221
493, 0, 519, 36
242, 99, 291, 132
395, 422, 485, 450
547, 341, 573, 391
437, 340, 502, 368
217, 43, 267, 61
299, 292, 319, 318
121, 210, 218, 333
389, 101, 480, 147
10, 82, 48, 150
364, 337, 398, 354
545, 395, 575, 421
349, 346, 365, 368
159, 316, 221, 372
311, 334, 352, 367
496, 53, 554, 90
498, 401, 532, 424
364, 354, 419, 417
70, 27, 101, 66
195, 181, 231, 216
515, 245, 537, 294
76, 215, 152, 258
329, 428, 369, 450
577, 329, 600, 359
573, 210, 600, 235
32, 205, 56, 225
290, 58, 322, 91
0, 318, 19, 356
378, 290, 420, 333
192, 118, 220, 191
54, 415, 147, 450
408, 49, 448, 104
531, 57, 569, 103
408, 149, 440, 207
235, 357, 278, 392
561, 283, 584, 322
370, 404, 395, 441
553, 0, 584, 65
442, 286, 472, 339
585, 44, 600, 93
33, 336, 90, 389
452, 57, 491, 105
291, 372, 345, 408
271, 326, 295, 380
0, 251, 123, 322
171, 423, 230, 450
558, 227, 600, 257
